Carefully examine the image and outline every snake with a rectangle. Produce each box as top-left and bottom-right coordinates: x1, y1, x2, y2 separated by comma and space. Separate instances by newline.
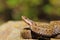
22, 16, 60, 38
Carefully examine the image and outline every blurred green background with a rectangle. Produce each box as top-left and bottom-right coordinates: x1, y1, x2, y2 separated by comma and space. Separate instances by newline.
0, 0, 60, 24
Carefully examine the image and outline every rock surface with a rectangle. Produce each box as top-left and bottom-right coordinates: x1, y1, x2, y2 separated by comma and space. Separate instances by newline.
0, 21, 33, 40
0, 21, 60, 40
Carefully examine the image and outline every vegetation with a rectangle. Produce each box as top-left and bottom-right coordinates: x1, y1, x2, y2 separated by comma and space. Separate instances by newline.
0, 0, 60, 22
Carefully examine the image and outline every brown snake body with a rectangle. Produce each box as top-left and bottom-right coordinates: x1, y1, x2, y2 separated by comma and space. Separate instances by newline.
22, 16, 60, 38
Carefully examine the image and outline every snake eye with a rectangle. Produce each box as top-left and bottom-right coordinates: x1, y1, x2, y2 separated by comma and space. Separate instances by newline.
25, 17, 27, 19
22, 16, 28, 19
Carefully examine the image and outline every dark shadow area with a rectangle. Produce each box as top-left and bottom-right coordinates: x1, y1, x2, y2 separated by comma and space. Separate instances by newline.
2, 8, 13, 21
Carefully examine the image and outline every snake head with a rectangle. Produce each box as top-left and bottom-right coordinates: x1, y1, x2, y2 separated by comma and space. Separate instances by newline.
22, 16, 33, 26
22, 16, 37, 26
